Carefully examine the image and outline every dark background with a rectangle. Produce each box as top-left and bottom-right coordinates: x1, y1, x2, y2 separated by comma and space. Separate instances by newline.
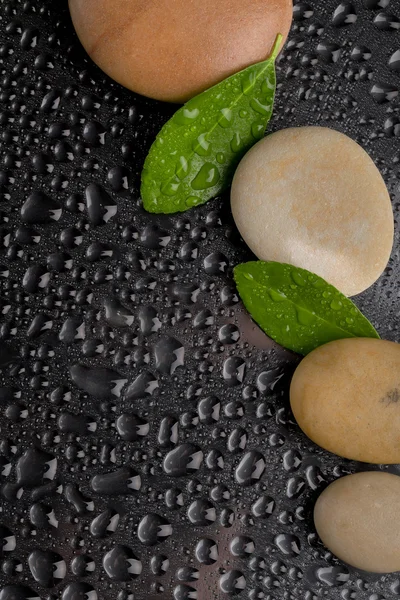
0, 1, 399, 599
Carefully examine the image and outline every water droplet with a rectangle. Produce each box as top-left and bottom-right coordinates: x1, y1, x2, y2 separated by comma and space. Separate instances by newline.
83, 120, 106, 146
230, 536, 255, 557
124, 371, 159, 400
91, 467, 141, 495
174, 107, 200, 125
316, 566, 350, 587
70, 364, 127, 399
204, 252, 228, 274
90, 509, 120, 538
250, 97, 271, 116
0, 587, 40, 600
103, 546, 142, 580
0, 527, 16, 553
330, 298, 343, 310
257, 367, 286, 392
218, 324, 240, 344
104, 298, 134, 327
251, 495, 275, 518
191, 163, 220, 190
219, 108, 233, 128
275, 534, 301, 556
150, 554, 169, 576
389, 49, 400, 71
223, 357, 246, 386
370, 82, 398, 103
195, 538, 218, 564
269, 289, 286, 302
21, 191, 62, 223
219, 570, 246, 594
296, 306, 315, 326
373, 12, 400, 30
198, 396, 220, 423
242, 71, 257, 95
228, 428, 247, 453
192, 133, 211, 157
28, 550, 66, 587
161, 177, 181, 197
175, 156, 190, 180
235, 451, 265, 486
163, 444, 203, 476
230, 132, 243, 152
158, 416, 179, 447
137, 514, 172, 545
173, 585, 197, 600
291, 270, 307, 287
251, 122, 265, 138
333, 2, 357, 26
70, 555, 95, 577
85, 183, 117, 225
165, 487, 184, 510
176, 567, 199, 582
116, 414, 149, 441
187, 499, 216, 525
317, 42, 342, 62
16, 448, 57, 486
283, 449, 302, 472
62, 583, 97, 600
154, 337, 184, 374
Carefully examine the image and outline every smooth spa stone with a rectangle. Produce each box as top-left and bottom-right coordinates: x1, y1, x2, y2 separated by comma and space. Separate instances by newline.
290, 338, 400, 464
230, 127, 394, 297
68, 0, 293, 102
314, 472, 400, 573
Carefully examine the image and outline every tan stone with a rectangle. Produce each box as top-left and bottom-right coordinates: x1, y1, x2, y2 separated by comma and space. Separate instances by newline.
290, 338, 400, 464
314, 472, 400, 573
231, 127, 393, 296
68, 0, 293, 103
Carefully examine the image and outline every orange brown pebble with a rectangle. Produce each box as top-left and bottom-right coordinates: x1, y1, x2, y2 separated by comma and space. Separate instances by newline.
68, 0, 293, 103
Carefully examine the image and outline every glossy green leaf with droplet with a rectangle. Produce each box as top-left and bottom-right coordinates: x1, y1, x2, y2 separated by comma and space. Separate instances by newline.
234, 261, 379, 355
141, 36, 282, 214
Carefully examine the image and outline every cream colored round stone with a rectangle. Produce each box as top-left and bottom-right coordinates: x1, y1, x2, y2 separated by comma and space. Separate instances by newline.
314, 472, 400, 573
231, 126, 393, 296
290, 338, 400, 464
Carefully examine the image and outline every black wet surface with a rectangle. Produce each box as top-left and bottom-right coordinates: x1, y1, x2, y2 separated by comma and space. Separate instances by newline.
0, 1, 400, 598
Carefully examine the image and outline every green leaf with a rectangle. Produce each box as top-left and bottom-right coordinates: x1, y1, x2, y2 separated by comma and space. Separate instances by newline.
234, 261, 379, 355
141, 35, 282, 214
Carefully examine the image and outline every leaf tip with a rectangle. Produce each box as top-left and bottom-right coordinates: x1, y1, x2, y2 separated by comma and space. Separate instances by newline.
271, 33, 284, 61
